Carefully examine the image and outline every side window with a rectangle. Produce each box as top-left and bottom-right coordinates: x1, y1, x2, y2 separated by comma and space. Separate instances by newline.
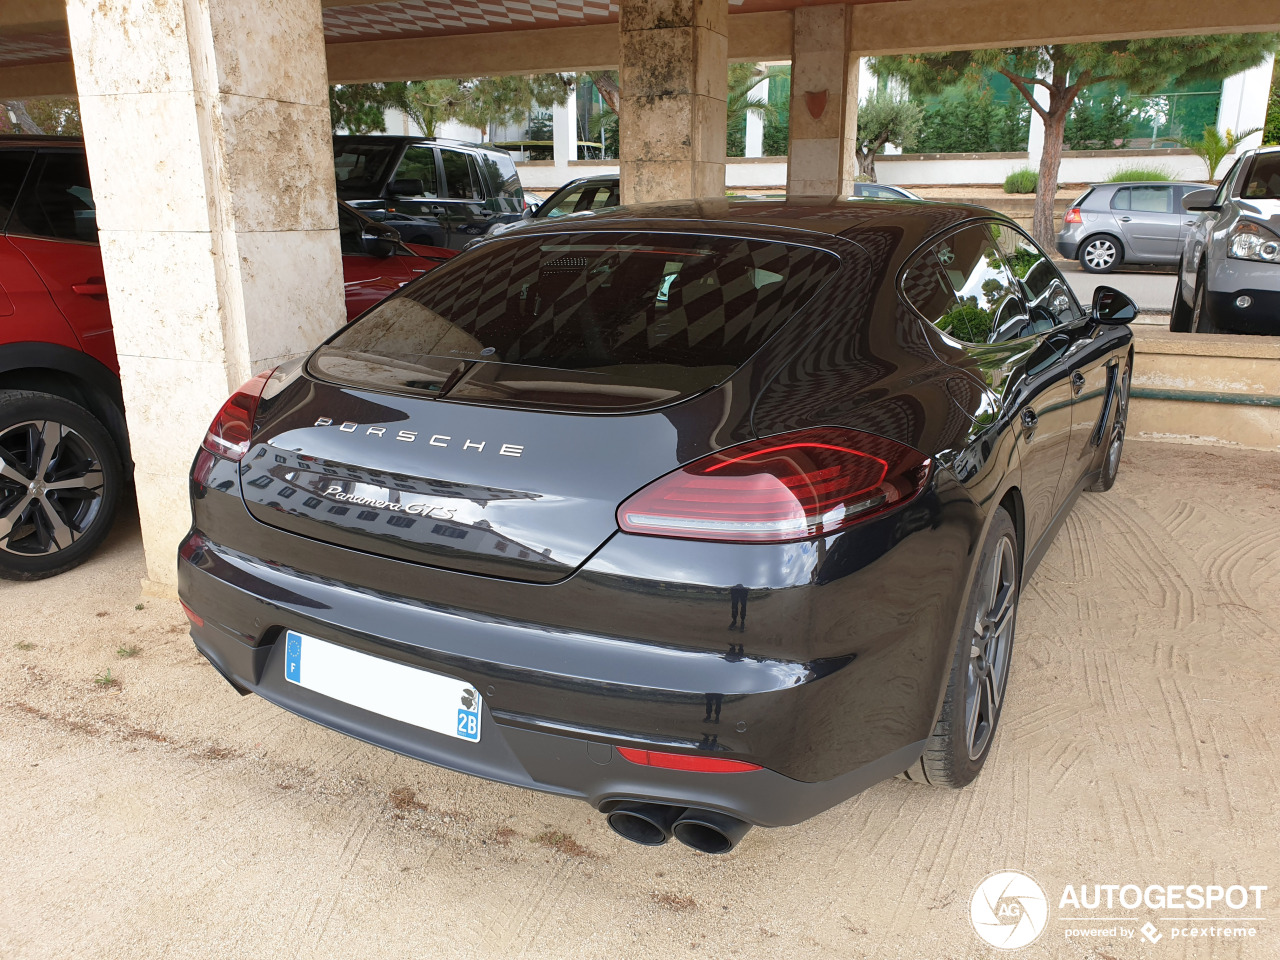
0, 150, 35, 231
10, 152, 98, 243
901, 248, 958, 326
542, 185, 588, 218
392, 147, 439, 198
440, 150, 479, 200
997, 227, 1082, 326
1110, 188, 1131, 211
930, 225, 1026, 344
338, 205, 365, 255
1129, 185, 1172, 214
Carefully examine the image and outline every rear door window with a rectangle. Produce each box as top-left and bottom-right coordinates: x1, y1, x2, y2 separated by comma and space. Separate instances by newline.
9, 151, 98, 244
440, 150, 479, 200
927, 224, 1027, 344
0, 150, 34, 231
312, 232, 840, 410
392, 146, 439, 198
1128, 185, 1173, 213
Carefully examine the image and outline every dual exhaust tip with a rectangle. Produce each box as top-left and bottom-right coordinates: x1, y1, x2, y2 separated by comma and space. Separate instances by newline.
605, 801, 751, 854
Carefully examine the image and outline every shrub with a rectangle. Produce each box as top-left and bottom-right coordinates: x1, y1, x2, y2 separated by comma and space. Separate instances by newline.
1003, 168, 1038, 194
1106, 165, 1174, 182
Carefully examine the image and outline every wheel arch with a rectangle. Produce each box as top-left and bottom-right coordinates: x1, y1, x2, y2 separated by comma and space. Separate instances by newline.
0, 343, 130, 468
1080, 232, 1125, 264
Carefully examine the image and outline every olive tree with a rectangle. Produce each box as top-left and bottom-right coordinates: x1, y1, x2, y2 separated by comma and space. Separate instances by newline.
855, 87, 924, 182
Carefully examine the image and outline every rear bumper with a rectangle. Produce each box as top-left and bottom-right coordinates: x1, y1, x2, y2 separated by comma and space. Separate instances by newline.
179, 462, 980, 826
189, 611, 923, 827
1056, 238, 1079, 260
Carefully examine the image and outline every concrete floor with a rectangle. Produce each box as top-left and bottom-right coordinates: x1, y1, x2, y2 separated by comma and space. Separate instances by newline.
2, 440, 1278, 959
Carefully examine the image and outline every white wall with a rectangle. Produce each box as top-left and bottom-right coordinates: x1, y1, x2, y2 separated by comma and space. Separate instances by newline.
1218, 52, 1275, 155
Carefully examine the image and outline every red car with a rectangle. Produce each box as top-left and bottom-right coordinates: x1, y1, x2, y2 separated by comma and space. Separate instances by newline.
0, 136, 453, 579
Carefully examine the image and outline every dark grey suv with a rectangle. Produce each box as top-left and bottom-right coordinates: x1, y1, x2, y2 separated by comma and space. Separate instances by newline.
333, 136, 525, 250
1056, 180, 1210, 273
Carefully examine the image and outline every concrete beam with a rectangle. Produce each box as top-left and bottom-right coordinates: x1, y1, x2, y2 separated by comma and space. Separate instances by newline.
849, 0, 1280, 55
0, 0, 65, 33
0, 61, 77, 98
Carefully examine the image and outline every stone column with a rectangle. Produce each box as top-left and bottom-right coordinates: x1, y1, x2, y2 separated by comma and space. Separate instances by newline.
64, 0, 345, 592
785, 5, 859, 196
618, 0, 729, 203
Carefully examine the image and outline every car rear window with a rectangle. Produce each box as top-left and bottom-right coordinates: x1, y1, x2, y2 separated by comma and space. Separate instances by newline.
333, 141, 400, 198
311, 231, 839, 410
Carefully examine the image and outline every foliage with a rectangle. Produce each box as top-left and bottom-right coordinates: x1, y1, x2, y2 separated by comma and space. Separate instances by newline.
1176, 124, 1263, 179
916, 85, 1028, 153
938, 302, 994, 343
0, 97, 81, 135
1266, 67, 1280, 146
1106, 165, 1174, 182
854, 87, 924, 180
875, 34, 1280, 245
1064, 91, 1132, 149
329, 83, 406, 134
1003, 168, 1038, 193
726, 63, 784, 157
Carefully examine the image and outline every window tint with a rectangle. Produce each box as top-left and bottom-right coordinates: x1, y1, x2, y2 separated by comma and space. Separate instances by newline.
392, 146, 439, 198
901, 248, 957, 325
440, 150, 478, 200
1129, 185, 1172, 214
928, 225, 1025, 344
995, 226, 1081, 328
333, 142, 399, 197
1242, 153, 1280, 199
0, 150, 34, 230
542, 182, 619, 219
857, 184, 902, 199
10, 152, 98, 243
1111, 188, 1131, 211
338, 205, 365, 255
313, 232, 840, 410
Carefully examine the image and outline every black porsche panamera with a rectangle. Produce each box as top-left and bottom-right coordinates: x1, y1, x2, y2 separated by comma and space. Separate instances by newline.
179, 198, 1135, 853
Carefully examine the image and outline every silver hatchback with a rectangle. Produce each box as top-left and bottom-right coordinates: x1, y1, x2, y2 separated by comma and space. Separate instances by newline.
1056, 181, 1209, 273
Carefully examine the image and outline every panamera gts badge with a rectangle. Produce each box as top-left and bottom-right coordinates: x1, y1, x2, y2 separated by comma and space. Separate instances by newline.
313, 418, 524, 457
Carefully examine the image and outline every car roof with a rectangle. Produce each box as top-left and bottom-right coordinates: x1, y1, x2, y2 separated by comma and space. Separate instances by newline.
1090, 180, 1208, 189
511, 196, 997, 249
333, 134, 509, 155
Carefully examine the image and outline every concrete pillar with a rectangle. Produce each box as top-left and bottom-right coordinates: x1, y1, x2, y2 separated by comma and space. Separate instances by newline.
745, 77, 766, 158
618, 0, 729, 203
64, 0, 345, 592
553, 86, 577, 166
786, 5, 859, 196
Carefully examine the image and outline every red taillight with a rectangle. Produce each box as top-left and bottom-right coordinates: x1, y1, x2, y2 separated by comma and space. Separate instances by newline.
200, 369, 274, 461
616, 746, 761, 773
617, 427, 930, 543
1064, 207, 1083, 224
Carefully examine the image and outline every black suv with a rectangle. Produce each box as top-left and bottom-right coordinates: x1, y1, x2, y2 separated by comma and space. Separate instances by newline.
333, 136, 525, 250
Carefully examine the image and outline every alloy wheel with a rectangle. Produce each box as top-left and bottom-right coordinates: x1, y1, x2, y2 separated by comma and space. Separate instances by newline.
964, 534, 1018, 760
0, 419, 106, 556
1083, 239, 1116, 271
1107, 371, 1130, 478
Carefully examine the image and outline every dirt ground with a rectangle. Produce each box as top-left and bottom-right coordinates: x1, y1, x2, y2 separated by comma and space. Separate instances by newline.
2, 440, 1278, 960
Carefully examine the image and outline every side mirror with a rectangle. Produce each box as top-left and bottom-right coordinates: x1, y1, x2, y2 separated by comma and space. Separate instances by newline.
521, 204, 536, 220
1091, 286, 1138, 325
388, 178, 425, 197
1182, 187, 1218, 213
361, 222, 400, 259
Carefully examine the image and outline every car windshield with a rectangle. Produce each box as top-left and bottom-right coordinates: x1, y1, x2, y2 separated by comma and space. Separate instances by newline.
311, 231, 839, 410
333, 142, 400, 197
1243, 154, 1280, 200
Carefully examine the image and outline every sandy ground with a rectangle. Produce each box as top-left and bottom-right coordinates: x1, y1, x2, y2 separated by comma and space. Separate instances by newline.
2, 440, 1278, 960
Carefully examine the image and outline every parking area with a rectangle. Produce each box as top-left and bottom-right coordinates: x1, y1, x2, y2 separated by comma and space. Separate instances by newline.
2, 438, 1277, 960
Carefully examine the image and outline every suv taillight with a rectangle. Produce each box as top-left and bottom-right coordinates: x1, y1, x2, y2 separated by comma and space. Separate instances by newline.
1064, 207, 1083, 224
617, 428, 930, 544
200, 369, 274, 461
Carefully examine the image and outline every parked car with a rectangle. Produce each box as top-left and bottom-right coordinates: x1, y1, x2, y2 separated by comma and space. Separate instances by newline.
333, 135, 525, 250
1171, 146, 1280, 334
850, 182, 924, 200
1056, 180, 1210, 273
0, 136, 452, 579
180, 198, 1135, 853
486, 174, 619, 238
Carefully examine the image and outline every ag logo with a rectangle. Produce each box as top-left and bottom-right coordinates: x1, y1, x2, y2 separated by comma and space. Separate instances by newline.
970, 870, 1049, 950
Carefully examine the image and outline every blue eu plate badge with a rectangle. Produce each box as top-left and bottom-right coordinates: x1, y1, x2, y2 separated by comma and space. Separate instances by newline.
285, 631, 302, 683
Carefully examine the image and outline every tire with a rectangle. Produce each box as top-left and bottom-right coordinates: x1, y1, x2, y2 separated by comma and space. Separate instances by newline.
1190, 269, 1225, 334
1169, 259, 1194, 332
0, 390, 123, 580
900, 506, 1019, 788
1079, 235, 1121, 274
1088, 365, 1129, 493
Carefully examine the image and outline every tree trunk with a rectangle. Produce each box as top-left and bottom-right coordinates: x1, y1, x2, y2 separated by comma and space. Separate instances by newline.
859, 147, 877, 183
1032, 104, 1067, 249
1, 100, 44, 135
588, 72, 621, 114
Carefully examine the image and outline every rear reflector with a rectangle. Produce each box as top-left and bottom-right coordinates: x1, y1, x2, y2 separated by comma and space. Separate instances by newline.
180, 601, 204, 628
617, 427, 930, 543
200, 369, 275, 461
616, 746, 761, 773
1064, 207, 1083, 224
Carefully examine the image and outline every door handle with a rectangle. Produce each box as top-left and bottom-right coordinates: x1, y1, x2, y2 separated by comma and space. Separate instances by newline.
1020, 407, 1038, 437
1119, 216, 1132, 222
1071, 370, 1086, 396
71, 279, 108, 296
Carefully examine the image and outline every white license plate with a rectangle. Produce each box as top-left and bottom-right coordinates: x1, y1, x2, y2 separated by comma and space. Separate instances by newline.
283, 631, 481, 742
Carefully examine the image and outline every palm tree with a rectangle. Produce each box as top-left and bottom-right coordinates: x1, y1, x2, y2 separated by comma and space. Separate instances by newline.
726, 63, 782, 157
1175, 125, 1263, 180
